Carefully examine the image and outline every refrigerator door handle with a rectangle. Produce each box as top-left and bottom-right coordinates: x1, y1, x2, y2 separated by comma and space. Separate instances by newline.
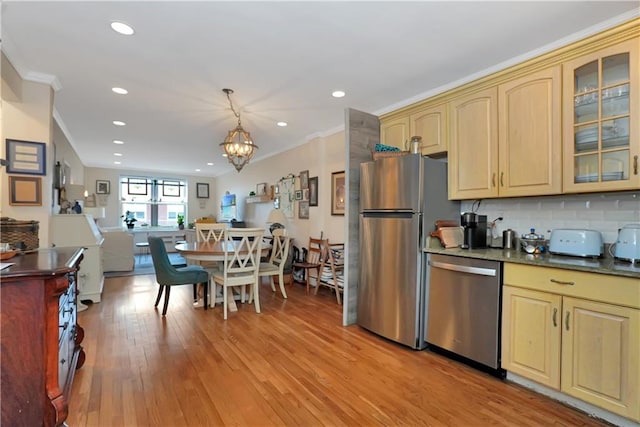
429, 260, 497, 277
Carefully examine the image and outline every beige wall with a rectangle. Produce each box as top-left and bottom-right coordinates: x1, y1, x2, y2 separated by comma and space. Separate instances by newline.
83, 166, 216, 228
1, 53, 55, 246
214, 131, 346, 249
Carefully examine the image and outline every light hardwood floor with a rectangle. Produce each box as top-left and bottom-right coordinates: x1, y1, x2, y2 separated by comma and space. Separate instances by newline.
68, 275, 608, 426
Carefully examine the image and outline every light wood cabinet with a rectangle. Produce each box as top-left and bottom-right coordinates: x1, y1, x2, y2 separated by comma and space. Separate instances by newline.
502, 286, 561, 388
380, 116, 409, 150
562, 38, 639, 193
449, 67, 561, 200
502, 264, 640, 422
410, 103, 447, 156
448, 87, 498, 199
561, 297, 639, 419
498, 66, 562, 197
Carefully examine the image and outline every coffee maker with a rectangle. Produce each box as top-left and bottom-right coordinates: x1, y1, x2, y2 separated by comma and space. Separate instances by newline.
460, 212, 488, 249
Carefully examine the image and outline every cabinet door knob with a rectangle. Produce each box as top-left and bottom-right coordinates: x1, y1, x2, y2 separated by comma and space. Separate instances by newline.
492, 173, 496, 187
500, 172, 504, 187
565, 311, 570, 331
634, 155, 638, 175
552, 308, 558, 327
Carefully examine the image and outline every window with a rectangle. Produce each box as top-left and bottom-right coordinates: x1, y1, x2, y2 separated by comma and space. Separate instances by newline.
120, 176, 187, 227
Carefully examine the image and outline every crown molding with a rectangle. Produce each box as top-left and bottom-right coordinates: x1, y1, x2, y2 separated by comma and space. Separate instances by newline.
2, 39, 62, 91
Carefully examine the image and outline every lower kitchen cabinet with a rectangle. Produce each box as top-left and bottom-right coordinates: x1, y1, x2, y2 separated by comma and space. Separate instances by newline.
502, 286, 561, 388
561, 297, 639, 419
502, 264, 640, 422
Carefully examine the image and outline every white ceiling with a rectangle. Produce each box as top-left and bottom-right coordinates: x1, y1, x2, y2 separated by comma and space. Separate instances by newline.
2, 1, 638, 177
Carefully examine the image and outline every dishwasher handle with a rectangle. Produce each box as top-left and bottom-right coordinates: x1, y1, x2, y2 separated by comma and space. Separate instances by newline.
429, 260, 497, 277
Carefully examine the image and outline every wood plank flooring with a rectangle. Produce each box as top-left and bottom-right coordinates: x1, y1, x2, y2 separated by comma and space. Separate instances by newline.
68, 275, 608, 426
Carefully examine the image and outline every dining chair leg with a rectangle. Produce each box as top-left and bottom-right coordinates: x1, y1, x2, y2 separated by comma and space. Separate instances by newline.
269, 277, 277, 292
202, 281, 208, 310
223, 284, 228, 320
162, 286, 171, 316
192, 284, 198, 302
253, 280, 261, 314
277, 273, 288, 299
154, 285, 165, 308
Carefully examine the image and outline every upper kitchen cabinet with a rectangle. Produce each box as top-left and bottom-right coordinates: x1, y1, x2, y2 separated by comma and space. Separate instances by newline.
380, 116, 410, 150
498, 66, 562, 197
449, 67, 562, 200
410, 103, 448, 156
448, 87, 499, 199
563, 38, 639, 192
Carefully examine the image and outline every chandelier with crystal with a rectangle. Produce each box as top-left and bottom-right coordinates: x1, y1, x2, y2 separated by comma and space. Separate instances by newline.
219, 88, 257, 172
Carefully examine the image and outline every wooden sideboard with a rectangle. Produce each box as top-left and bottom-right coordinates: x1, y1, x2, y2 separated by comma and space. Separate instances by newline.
1, 248, 86, 427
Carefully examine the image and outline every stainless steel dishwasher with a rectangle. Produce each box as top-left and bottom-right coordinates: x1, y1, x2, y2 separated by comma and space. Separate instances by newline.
426, 253, 503, 374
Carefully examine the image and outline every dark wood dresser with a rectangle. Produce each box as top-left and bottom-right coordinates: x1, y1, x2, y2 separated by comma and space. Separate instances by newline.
1, 248, 86, 427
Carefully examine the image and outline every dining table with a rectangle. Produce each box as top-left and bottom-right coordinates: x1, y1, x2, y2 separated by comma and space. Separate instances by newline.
175, 240, 271, 310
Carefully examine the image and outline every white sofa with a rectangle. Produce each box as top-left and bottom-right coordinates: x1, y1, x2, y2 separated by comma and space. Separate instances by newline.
100, 227, 135, 272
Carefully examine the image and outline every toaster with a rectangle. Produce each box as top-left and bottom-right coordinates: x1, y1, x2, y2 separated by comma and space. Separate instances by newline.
549, 229, 603, 258
614, 224, 640, 263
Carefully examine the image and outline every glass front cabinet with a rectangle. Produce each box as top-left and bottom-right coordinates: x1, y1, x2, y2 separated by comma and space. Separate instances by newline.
562, 38, 639, 192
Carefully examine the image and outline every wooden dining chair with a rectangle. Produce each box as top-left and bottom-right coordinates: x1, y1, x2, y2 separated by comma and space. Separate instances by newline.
292, 237, 328, 294
210, 228, 265, 319
258, 233, 291, 299
194, 222, 227, 302
148, 236, 209, 316
316, 241, 345, 304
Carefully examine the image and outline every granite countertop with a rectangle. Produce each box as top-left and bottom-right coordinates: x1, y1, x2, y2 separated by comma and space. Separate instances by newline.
424, 238, 640, 279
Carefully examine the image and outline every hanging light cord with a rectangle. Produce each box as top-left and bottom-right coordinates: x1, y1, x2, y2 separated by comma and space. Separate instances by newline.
223, 88, 242, 125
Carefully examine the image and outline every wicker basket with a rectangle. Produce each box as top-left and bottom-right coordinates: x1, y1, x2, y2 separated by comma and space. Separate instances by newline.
0, 217, 40, 250
372, 150, 409, 160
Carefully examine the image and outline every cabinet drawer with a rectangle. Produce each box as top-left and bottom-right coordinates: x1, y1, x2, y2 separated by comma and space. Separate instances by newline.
504, 263, 639, 309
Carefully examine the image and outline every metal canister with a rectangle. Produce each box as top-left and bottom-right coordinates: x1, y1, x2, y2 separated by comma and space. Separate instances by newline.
409, 136, 422, 154
502, 229, 516, 249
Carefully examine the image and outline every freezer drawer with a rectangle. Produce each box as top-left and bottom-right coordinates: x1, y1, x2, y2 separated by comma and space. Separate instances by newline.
357, 212, 425, 349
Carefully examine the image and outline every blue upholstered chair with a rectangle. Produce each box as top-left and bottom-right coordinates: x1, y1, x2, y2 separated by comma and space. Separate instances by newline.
148, 236, 209, 316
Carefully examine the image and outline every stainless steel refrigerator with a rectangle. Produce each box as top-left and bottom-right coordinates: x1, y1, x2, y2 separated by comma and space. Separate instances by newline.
358, 154, 459, 349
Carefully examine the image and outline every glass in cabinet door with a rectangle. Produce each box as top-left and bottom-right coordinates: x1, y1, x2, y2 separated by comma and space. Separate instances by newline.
571, 52, 630, 184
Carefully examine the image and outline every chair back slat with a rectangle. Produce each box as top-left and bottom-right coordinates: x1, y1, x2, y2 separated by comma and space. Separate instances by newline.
195, 222, 227, 243
270, 235, 291, 266
223, 228, 265, 280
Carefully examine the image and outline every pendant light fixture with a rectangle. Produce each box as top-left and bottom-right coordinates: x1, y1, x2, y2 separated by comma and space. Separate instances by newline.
219, 88, 257, 172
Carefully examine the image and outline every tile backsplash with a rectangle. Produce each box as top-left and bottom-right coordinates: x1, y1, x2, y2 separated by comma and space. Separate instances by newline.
461, 191, 640, 243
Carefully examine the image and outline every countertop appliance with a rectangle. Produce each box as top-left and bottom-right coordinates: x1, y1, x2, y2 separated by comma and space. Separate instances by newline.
426, 253, 503, 375
358, 154, 459, 349
614, 224, 640, 263
460, 212, 487, 249
549, 229, 603, 257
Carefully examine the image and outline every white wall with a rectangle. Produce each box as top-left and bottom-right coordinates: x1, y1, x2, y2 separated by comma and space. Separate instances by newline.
461, 191, 640, 244
214, 131, 347, 249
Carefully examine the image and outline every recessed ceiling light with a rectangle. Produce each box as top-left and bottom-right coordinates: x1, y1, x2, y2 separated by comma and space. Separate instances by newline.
207, 162, 214, 166
114, 153, 123, 156
332, 90, 346, 98
277, 121, 288, 127
112, 87, 128, 95
114, 161, 121, 165
222, 153, 228, 158
111, 21, 134, 36
195, 169, 201, 172
112, 120, 126, 126
113, 140, 124, 144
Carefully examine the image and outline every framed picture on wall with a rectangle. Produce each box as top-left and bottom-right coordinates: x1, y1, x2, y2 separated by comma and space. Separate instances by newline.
299, 201, 309, 219
9, 176, 42, 206
196, 183, 209, 199
6, 139, 47, 175
96, 180, 110, 194
294, 190, 303, 201
299, 170, 309, 189
331, 171, 345, 216
256, 182, 267, 196
309, 176, 318, 206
